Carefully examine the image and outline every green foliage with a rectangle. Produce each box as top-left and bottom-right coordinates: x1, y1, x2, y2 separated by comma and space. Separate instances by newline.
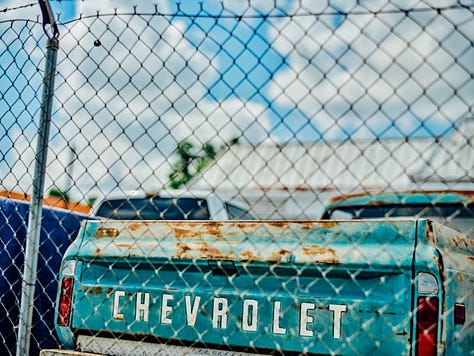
168, 138, 238, 189
87, 196, 97, 206
48, 187, 70, 201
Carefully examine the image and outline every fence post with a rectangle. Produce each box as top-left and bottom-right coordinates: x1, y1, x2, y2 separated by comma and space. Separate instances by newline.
16, 35, 59, 356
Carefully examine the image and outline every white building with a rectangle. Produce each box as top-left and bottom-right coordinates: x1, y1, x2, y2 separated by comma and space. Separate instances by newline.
188, 118, 474, 219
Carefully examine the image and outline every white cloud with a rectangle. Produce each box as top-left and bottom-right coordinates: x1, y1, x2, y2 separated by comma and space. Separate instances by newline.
0, 1, 39, 21
267, 0, 473, 138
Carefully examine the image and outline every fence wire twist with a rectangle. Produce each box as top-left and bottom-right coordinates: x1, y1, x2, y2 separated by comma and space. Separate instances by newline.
0, 1, 473, 355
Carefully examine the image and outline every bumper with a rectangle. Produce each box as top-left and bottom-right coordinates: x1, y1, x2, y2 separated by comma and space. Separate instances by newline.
41, 336, 270, 356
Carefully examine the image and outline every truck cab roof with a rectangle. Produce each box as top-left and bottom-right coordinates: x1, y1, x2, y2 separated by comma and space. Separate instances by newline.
321, 190, 474, 237
91, 189, 255, 221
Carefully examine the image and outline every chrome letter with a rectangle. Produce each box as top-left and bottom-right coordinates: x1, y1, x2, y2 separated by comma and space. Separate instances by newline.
242, 299, 258, 332
329, 304, 347, 339
112, 290, 125, 320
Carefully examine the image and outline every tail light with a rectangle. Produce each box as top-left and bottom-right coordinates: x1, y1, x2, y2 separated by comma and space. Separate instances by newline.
416, 296, 439, 356
57, 277, 74, 326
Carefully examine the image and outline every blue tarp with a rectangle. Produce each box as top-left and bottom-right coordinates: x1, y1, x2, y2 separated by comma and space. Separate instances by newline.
0, 197, 89, 355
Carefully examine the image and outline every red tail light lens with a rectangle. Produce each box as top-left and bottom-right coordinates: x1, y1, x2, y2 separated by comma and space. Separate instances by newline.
416, 296, 439, 356
57, 277, 74, 326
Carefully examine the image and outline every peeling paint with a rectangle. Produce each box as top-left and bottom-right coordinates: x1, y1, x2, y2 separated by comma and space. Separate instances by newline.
316, 221, 339, 229
266, 221, 290, 229
128, 221, 154, 231
169, 222, 224, 239
175, 242, 231, 260
270, 249, 292, 262
85, 286, 103, 296
204, 223, 223, 238
239, 250, 256, 261
96, 227, 120, 238
425, 221, 437, 245
302, 245, 339, 264
172, 226, 196, 239
116, 243, 135, 249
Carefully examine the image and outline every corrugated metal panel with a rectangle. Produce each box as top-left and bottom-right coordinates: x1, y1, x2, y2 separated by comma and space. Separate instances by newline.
188, 121, 473, 218
189, 138, 433, 192
411, 118, 474, 182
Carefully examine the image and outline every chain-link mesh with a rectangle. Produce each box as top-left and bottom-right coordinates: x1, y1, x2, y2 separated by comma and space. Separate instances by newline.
1, 1, 473, 355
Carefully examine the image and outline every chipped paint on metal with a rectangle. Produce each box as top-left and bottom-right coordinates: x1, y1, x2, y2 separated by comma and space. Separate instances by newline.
175, 242, 232, 260
77, 220, 418, 266
270, 249, 293, 263
96, 227, 120, 238
327, 190, 474, 204
302, 245, 339, 264
171, 223, 223, 239
239, 250, 256, 261
127, 221, 154, 231
85, 286, 103, 296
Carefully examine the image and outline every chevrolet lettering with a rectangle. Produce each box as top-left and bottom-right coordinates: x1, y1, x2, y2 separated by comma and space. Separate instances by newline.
111, 291, 347, 339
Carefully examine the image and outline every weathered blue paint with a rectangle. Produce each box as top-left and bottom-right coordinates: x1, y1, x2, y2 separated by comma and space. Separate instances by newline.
55, 219, 473, 355
321, 190, 474, 238
324, 190, 474, 208
413, 220, 474, 355
0, 197, 90, 355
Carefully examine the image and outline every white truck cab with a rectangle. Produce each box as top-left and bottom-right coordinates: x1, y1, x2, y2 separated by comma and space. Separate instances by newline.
91, 189, 255, 220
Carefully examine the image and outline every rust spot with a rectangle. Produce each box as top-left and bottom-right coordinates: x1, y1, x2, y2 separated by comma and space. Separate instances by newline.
433, 252, 445, 286
96, 227, 120, 238
317, 221, 339, 229
425, 221, 436, 244
204, 223, 223, 238
298, 222, 315, 230
175, 242, 231, 259
453, 237, 460, 248
86, 286, 103, 296
95, 248, 101, 255
270, 249, 292, 261
302, 245, 335, 255
240, 250, 256, 261
173, 225, 197, 239
302, 245, 339, 264
177, 243, 191, 255
116, 243, 134, 249
171, 222, 224, 239
128, 221, 153, 231
235, 222, 260, 229
266, 221, 290, 229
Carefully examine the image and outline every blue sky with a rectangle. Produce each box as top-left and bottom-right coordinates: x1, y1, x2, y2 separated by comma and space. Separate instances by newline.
1, 0, 473, 198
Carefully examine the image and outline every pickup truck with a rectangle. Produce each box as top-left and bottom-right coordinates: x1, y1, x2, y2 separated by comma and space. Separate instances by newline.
321, 190, 474, 238
48, 218, 473, 355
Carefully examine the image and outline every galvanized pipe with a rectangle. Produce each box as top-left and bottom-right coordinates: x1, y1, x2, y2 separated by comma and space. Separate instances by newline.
16, 35, 59, 356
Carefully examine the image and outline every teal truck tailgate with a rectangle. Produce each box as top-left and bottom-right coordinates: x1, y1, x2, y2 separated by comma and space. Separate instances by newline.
56, 220, 419, 355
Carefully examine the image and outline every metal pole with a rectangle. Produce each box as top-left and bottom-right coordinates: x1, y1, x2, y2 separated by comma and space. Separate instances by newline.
16, 35, 58, 356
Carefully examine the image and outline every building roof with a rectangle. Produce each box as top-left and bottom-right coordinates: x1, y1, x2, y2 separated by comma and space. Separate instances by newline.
189, 118, 474, 194
188, 137, 431, 193
0, 190, 91, 214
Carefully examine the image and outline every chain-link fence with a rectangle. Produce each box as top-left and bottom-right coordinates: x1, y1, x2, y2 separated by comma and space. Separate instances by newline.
1, 1, 473, 355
